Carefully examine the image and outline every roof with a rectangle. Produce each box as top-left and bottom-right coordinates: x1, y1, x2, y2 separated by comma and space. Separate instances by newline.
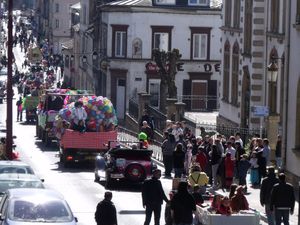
105, 0, 222, 9
71, 2, 81, 10
7, 188, 64, 200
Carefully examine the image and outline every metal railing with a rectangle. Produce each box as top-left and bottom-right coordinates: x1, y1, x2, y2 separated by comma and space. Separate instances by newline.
145, 104, 167, 132
128, 98, 139, 120
178, 95, 219, 111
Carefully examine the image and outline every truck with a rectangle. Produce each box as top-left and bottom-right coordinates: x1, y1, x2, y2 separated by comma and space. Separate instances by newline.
59, 129, 118, 168
22, 95, 39, 123
36, 89, 93, 146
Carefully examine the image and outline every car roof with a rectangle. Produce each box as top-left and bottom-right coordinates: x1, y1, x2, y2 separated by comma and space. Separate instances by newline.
7, 188, 64, 200
0, 160, 31, 167
0, 173, 40, 181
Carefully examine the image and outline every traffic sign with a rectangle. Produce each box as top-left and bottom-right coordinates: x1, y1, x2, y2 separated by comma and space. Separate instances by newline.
252, 106, 269, 117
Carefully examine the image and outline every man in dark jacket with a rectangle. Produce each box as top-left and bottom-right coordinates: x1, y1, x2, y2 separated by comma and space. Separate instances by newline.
270, 173, 295, 225
142, 169, 169, 225
95, 192, 117, 225
260, 166, 279, 225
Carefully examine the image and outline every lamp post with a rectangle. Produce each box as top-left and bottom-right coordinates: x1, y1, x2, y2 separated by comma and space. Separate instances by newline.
267, 59, 279, 114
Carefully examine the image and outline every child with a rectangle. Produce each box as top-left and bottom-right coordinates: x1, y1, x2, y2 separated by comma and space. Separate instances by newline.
224, 152, 235, 189
249, 152, 260, 186
210, 194, 222, 213
217, 196, 232, 216
238, 154, 251, 191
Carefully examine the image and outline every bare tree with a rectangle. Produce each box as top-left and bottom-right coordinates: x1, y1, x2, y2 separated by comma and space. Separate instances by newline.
152, 48, 182, 113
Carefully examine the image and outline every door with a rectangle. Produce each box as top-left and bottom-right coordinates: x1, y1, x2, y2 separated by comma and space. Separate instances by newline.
191, 80, 207, 110
149, 80, 160, 108
116, 78, 126, 120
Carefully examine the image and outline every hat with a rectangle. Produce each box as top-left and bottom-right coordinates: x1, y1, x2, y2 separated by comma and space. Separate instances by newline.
138, 132, 148, 140
166, 119, 172, 123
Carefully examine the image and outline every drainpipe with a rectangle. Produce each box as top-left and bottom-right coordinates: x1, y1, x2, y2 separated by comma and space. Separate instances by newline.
282, 0, 291, 171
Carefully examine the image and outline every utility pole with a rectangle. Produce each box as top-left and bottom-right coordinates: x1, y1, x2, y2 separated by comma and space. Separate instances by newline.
6, 0, 13, 160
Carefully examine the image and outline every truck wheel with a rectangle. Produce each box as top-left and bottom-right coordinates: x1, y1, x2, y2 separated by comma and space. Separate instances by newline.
125, 164, 146, 182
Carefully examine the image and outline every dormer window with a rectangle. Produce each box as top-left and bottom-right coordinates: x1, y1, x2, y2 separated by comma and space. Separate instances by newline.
155, 0, 176, 5
189, 0, 209, 6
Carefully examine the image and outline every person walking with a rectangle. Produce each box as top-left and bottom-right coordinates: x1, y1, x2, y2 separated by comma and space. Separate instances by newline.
142, 169, 169, 225
16, 96, 23, 122
170, 181, 196, 225
161, 133, 176, 177
275, 135, 282, 170
95, 191, 118, 225
260, 166, 279, 225
270, 173, 295, 225
209, 144, 222, 189
173, 143, 185, 178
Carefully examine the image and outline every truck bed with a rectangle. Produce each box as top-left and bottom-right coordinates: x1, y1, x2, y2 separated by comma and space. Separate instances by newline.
60, 129, 118, 150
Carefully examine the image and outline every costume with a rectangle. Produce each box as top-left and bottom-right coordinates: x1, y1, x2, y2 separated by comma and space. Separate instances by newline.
188, 171, 209, 194
230, 193, 249, 212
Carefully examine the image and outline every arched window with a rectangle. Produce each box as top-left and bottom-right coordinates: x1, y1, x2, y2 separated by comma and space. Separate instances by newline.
223, 41, 230, 101
231, 42, 239, 105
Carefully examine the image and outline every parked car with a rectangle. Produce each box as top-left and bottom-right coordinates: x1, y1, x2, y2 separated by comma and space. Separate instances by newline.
94, 141, 157, 188
0, 188, 78, 224
0, 160, 35, 174
0, 174, 44, 195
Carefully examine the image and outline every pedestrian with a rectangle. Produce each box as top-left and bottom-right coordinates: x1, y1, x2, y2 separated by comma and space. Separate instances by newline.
260, 166, 279, 225
188, 165, 209, 194
275, 135, 282, 170
195, 146, 208, 172
95, 191, 118, 225
230, 185, 249, 213
249, 152, 260, 186
142, 169, 169, 225
161, 133, 176, 177
270, 173, 295, 225
16, 96, 23, 122
224, 152, 235, 189
173, 143, 185, 178
238, 154, 251, 191
140, 121, 153, 141
263, 138, 271, 166
170, 181, 196, 225
209, 144, 222, 189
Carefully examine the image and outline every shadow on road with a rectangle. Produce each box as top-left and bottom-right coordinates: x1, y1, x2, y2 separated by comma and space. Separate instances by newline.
97, 180, 142, 193
119, 210, 145, 215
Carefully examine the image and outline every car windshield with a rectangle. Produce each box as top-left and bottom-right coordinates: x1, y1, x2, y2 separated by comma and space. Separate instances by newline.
0, 166, 34, 174
0, 180, 44, 194
9, 198, 73, 222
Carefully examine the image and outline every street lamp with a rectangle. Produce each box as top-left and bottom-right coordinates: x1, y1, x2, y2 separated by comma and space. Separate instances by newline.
267, 60, 278, 83
82, 55, 87, 63
92, 51, 98, 61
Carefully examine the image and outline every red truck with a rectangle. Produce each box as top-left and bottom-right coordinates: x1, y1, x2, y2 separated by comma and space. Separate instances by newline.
59, 129, 118, 167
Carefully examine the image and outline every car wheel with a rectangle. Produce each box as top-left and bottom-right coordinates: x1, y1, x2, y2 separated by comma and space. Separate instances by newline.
125, 163, 146, 182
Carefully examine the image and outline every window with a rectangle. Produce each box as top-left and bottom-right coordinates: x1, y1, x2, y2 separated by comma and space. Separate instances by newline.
154, 33, 169, 51
233, 0, 240, 28
297, 0, 300, 24
223, 41, 230, 101
151, 26, 173, 52
190, 27, 211, 60
243, 0, 252, 55
55, 19, 59, 28
231, 42, 239, 105
115, 31, 126, 57
225, 0, 232, 27
155, 0, 175, 4
189, 0, 209, 6
111, 25, 128, 58
193, 34, 207, 59
55, 3, 59, 13
270, 0, 279, 32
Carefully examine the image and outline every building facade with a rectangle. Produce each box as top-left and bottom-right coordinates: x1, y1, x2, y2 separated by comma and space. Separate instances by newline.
92, 0, 222, 120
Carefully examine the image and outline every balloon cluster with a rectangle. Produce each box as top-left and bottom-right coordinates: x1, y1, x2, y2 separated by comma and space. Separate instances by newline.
58, 96, 118, 132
